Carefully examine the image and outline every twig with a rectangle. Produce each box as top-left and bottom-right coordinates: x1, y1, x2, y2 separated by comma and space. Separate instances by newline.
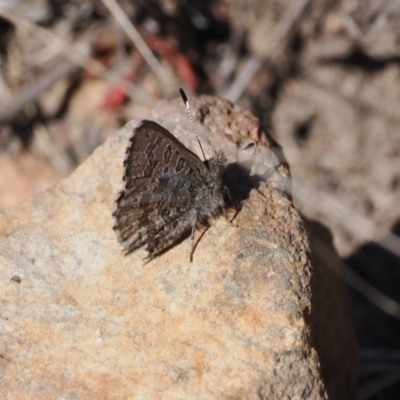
0, 6, 143, 120
216, 33, 242, 94
0, 6, 104, 76
33, 123, 73, 175
311, 237, 400, 319
0, 70, 12, 102
340, 13, 363, 41
294, 180, 400, 260
0, 61, 77, 123
221, 56, 262, 103
283, 179, 400, 318
221, 0, 311, 102
100, 0, 167, 86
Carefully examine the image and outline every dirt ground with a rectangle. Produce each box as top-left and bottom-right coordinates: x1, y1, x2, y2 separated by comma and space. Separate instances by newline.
1, 1, 400, 398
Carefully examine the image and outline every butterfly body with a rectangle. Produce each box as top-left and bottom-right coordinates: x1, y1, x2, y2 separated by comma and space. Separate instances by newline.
112, 120, 226, 260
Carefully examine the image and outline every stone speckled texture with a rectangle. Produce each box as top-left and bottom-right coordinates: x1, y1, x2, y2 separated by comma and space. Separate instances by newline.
0, 95, 356, 399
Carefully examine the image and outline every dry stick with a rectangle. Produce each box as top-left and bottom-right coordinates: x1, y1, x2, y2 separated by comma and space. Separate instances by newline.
340, 13, 363, 41
221, 56, 262, 103
100, 0, 167, 86
0, 61, 77, 123
312, 237, 400, 319
2, 2, 165, 87
33, 123, 73, 174
0, 7, 104, 76
264, 166, 400, 317
289, 180, 400, 319
294, 180, 400, 260
216, 34, 241, 93
0, 7, 141, 121
360, 0, 392, 25
0, 70, 12, 101
221, 0, 311, 102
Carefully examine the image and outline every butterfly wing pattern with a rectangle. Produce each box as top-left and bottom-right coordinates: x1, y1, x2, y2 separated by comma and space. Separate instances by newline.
112, 120, 226, 260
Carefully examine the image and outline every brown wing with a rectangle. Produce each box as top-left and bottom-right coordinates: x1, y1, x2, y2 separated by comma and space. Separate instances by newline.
122, 120, 205, 182
113, 120, 208, 254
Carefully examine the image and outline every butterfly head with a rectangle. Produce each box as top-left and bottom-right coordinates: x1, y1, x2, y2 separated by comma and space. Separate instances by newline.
207, 151, 226, 178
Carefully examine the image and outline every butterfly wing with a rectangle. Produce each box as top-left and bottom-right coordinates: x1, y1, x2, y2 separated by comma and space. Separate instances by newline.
113, 120, 207, 254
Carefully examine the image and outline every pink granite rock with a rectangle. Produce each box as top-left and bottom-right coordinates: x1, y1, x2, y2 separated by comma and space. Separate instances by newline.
0, 95, 356, 399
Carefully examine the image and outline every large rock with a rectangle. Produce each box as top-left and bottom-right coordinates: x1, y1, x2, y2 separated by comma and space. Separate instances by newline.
0, 95, 356, 398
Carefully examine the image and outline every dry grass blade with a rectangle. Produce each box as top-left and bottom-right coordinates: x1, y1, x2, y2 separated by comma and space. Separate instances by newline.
0, 61, 77, 123
221, 56, 262, 103
221, 0, 311, 102
312, 238, 400, 319
0, 6, 104, 76
284, 179, 400, 318
0, 6, 141, 114
0, 70, 12, 102
294, 180, 400, 259
101, 0, 167, 86
33, 123, 73, 175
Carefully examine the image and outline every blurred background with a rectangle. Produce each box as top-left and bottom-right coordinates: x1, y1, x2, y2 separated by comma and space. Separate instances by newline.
1, 0, 400, 398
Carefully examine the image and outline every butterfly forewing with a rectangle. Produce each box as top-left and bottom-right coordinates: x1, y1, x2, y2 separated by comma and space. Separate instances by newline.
113, 120, 225, 258
122, 121, 203, 181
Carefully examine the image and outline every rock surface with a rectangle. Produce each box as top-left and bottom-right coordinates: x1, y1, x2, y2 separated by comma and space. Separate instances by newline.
0, 95, 355, 399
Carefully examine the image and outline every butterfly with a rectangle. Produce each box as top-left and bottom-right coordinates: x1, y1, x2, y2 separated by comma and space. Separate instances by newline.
112, 119, 227, 261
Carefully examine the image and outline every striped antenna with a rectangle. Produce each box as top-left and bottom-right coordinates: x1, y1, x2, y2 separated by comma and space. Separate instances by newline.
179, 88, 207, 163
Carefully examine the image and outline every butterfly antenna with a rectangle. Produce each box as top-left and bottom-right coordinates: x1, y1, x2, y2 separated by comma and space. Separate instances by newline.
179, 87, 207, 162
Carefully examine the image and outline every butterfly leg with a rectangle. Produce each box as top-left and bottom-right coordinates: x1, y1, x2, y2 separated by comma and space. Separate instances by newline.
189, 224, 196, 262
